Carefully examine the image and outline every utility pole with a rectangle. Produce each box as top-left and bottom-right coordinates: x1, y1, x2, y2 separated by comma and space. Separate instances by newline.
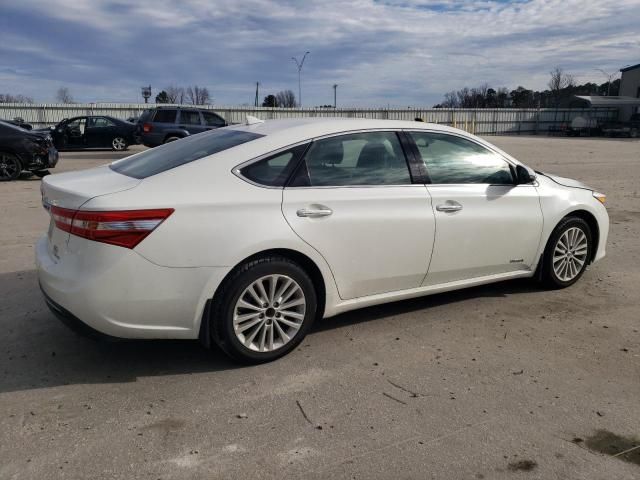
595, 69, 618, 96
254, 82, 260, 107
291, 51, 310, 108
333, 84, 338, 109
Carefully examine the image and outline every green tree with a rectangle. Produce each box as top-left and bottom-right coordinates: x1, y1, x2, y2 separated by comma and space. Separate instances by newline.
262, 94, 277, 107
155, 90, 170, 103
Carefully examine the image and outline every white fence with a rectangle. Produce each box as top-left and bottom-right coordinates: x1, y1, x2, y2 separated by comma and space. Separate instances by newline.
0, 103, 618, 135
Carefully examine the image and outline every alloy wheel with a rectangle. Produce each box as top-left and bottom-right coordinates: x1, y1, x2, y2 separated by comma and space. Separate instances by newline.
552, 227, 588, 282
233, 274, 306, 352
112, 137, 127, 150
0, 153, 20, 180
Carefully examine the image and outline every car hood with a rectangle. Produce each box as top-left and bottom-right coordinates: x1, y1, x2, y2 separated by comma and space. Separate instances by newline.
536, 171, 592, 191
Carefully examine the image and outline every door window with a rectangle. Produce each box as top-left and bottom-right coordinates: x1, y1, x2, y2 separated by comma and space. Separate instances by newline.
152, 109, 177, 123
66, 118, 86, 137
409, 132, 513, 185
180, 110, 202, 125
202, 111, 226, 127
290, 131, 411, 187
88, 117, 115, 128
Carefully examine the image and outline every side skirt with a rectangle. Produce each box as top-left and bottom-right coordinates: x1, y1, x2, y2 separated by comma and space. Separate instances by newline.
325, 270, 535, 318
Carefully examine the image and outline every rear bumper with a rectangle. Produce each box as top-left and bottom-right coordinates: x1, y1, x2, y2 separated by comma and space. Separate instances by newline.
35, 235, 230, 339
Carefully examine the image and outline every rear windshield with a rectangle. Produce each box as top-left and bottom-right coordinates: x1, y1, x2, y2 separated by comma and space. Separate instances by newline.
110, 129, 264, 179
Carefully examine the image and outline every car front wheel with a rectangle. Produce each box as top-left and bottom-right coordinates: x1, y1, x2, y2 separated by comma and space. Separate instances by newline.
541, 217, 592, 288
210, 256, 318, 363
0, 152, 22, 182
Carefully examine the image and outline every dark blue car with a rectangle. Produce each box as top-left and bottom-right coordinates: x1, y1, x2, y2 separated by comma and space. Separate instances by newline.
137, 107, 228, 147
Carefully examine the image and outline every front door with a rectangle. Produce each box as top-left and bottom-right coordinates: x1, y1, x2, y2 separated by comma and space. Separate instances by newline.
64, 117, 87, 148
407, 131, 543, 285
282, 131, 435, 300
178, 110, 206, 135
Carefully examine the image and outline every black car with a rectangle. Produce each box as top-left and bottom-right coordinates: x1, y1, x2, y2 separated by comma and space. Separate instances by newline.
44, 115, 137, 151
3, 117, 33, 130
0, 120, 58, 181
137, 107, 227, 147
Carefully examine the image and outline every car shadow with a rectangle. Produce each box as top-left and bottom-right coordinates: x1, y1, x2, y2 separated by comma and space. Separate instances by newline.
0, 269, 540, 394
313, 278, 540, 332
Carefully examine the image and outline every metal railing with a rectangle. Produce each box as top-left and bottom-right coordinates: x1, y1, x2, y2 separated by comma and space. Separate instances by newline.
0, 103, 618, 135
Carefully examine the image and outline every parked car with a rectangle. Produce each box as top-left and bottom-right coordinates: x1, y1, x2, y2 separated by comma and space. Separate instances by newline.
137, 106, 228, 147
43, 115, 137, 151
0, 120, 58, 181
3, 117, 33, 130
601, 114, 640, 138
37, 118, 608, 363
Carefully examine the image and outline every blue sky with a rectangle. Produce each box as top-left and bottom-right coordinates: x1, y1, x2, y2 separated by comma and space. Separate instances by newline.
1, 0, 638, 106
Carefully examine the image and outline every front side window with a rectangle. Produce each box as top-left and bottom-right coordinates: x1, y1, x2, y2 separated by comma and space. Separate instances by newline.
290, 131, 411, 187
180, 110, 201, 125
153, 109, 177, 123
409, 132, 513, 185
239, 144, 308, 187
111, 129, 264, 179
202, 111, 226, 127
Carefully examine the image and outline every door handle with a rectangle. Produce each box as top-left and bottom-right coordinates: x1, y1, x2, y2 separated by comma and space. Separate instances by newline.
436, 202, 463, 213
296, 205, 333, 218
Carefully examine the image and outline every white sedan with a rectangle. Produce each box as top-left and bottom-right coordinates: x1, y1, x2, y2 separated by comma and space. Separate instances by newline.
37, 118, 608, 363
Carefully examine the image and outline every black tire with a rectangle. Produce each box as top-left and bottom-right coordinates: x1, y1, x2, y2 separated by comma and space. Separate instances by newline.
164, 136, 181, 144
111, 136, 128, 151
0, 152, 22, 182
34, 170, 51, 178
210, 256, 318, 363
540, 216, 592, 289
630, 128, 639, 139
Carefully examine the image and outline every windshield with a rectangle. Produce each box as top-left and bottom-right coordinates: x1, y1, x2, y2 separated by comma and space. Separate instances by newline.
110, 128, 264, 179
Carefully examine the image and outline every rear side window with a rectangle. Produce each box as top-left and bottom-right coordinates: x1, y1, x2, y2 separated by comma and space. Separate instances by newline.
180, 110, 201, 125
111, 129, 264, 179
239, 144, 309, 187
289, 131, 411, 187
153, 109, 177, 123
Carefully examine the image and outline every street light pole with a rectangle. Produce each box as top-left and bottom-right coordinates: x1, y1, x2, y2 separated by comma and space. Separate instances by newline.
333, 84, 338, 109
291, 51, 310, 108
595, 69, 618, 96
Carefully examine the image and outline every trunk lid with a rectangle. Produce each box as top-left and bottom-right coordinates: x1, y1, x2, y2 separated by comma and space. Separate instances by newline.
41, 165, 141, 210
41, 166, 141, 261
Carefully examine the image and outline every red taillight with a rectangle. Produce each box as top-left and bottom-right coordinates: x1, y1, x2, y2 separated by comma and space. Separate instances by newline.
50, 207, 174, 249
142, 123, 153, 133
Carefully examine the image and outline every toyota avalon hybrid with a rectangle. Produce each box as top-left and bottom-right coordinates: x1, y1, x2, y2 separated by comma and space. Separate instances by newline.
36, 117, 608, 363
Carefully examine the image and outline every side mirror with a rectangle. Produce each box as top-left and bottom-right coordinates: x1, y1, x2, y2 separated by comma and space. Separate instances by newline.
515, 165, 535, 184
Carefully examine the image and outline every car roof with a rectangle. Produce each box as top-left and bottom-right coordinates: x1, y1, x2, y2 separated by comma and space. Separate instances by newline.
228, 117, 470, 142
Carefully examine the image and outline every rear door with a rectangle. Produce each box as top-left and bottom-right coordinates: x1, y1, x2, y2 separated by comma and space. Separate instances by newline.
85, 116, 117, 147
407, 131, 543, 285
178, 109, 206, 135
282, 131, 435, 300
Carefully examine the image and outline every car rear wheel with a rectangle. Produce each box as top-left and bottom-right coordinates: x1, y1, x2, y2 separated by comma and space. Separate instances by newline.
540, 217, 592, 289
630, 128, 639, 139
0, 152, 22, 182
112, 137, 128, 151
210, 256, 317, 363
164, 136, 181, 144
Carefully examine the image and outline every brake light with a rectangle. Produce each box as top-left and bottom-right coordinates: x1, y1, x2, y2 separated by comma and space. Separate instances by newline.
50, 206, 173, 249
142, 123, 153, 133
